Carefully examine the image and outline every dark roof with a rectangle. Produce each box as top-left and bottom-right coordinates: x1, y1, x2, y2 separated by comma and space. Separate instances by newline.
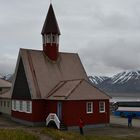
41, 4, 60, 35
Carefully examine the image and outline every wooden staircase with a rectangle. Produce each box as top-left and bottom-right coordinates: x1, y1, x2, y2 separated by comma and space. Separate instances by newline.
46, 113, 67, 130
60, 122, 67, 131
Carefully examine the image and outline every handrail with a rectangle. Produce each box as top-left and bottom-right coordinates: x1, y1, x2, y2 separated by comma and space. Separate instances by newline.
46, 113, 60, 129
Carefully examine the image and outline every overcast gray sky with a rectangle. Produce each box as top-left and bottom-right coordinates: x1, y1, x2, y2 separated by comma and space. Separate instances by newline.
0, 0, 140, 76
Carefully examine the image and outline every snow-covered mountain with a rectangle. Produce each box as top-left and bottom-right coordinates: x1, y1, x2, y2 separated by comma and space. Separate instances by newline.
111, 70, 140, 84
88, 76, 109, 85
89, 70, 140, 94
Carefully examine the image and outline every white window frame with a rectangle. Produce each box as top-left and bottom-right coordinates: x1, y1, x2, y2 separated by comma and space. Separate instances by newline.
26, 101, 32, 113
46, 34, 51, 43
52, 35, 56, 43
86, 102, 93, 114
12, 100, 17, 111
7, 101, 10, 108
12, 100, 32, 113
16, 100, 20, 111
19, 101, 23, 112
99, 101, 105, 113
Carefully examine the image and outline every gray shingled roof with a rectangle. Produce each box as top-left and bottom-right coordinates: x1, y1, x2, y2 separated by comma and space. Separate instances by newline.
0, 90, 11, 99
12, 49, 88, 99
11, 49, 110, 100
47, 79, 110, 100
0, 79, 11, 88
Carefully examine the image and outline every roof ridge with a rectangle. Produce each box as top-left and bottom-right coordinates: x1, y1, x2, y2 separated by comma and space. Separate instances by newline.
59, 79, 83, 82
84, 79, 112, 99
46, 79, 84, 99
20, 48, 42, 52
0, 88, 11, 95
46, 81, 66, 98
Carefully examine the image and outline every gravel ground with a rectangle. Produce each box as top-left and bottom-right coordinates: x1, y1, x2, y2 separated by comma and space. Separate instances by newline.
110, 115, 140, 128
75, 115, 140, 137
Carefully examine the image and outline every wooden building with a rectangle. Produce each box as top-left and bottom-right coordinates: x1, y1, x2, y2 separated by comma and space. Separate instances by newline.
11, 4, 110, 129
0, 78, 12, 116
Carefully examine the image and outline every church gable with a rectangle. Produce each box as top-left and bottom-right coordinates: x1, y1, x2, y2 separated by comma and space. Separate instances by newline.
12, 58, 31, 99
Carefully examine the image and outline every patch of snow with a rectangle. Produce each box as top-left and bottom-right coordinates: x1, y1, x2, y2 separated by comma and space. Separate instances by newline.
89, 76, 109, 85
112, 70, 140, 84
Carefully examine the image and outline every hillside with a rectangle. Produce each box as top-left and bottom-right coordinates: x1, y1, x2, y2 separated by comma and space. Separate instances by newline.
89, 70, 140, 96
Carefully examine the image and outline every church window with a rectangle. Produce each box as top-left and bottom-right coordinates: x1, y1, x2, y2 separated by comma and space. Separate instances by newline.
86, 102, 93, 114
7, 101, 10, 107
26, 101, 32, 113
19, 101, 23, 111
47, 35, 51, 43
52, 35, 56, 43
99, 101, 105, 113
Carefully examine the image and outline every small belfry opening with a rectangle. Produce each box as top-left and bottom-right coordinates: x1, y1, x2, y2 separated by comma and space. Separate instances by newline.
42, 34, 59, 45
41, 4, 61, 61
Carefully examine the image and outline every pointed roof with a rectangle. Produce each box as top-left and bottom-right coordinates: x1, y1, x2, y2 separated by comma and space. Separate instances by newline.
41, 4, 61, 35
11, 49, 88, 99
11, 49, 110, 100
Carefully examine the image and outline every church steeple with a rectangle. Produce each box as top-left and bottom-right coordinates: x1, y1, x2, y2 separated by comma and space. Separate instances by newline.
41, 4, 61, 61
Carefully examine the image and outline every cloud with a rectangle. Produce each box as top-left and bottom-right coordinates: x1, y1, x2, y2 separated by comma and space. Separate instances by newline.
1, 0, 140, 76
80, 35, 140, 76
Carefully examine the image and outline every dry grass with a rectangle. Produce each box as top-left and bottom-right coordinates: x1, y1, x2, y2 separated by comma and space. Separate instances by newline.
0, 129, 38, 140
42, 127, 140, 140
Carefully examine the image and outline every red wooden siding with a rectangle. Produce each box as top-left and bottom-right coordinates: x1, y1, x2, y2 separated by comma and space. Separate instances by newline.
43, 44, 59, 61
61, 100, 109, 126
12, 99, 109, 126
12, 100, 46, 122
46, 99, 109, 126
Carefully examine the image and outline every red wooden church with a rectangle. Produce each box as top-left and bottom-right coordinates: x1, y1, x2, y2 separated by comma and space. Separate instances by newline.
11, 4, 110, 129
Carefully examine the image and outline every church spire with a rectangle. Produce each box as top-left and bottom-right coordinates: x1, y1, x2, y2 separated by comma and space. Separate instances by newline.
41, 4, 60, 35
41, 4, 61, 61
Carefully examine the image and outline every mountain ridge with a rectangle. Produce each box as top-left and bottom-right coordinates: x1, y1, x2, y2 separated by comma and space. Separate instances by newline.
89, 70, 140, 95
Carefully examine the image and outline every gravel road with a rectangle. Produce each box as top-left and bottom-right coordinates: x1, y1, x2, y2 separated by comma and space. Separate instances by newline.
110, 115, 140, 128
